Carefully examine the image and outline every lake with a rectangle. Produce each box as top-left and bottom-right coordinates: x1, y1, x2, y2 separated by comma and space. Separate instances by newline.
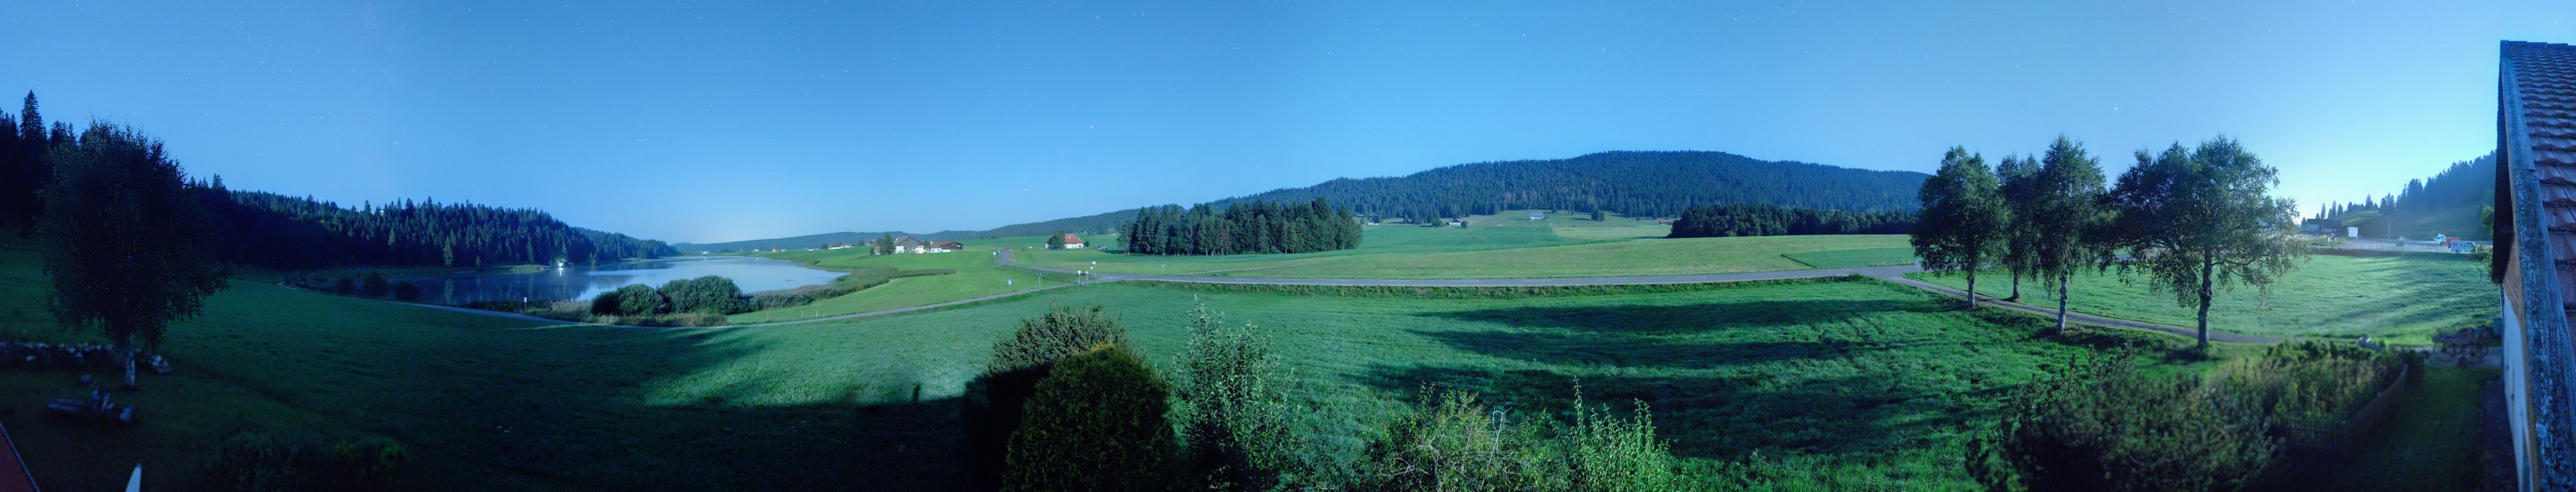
402, 256, 844, 305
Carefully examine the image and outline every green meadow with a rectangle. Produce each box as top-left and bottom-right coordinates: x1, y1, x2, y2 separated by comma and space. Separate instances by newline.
1905, 253, 2498, 344
0, 241, 2490, 491
1012, 211, 1911, 279
731, 246, 1071, 323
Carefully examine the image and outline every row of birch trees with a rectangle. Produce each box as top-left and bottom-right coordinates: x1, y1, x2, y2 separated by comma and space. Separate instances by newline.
1911, 135, 2306, 351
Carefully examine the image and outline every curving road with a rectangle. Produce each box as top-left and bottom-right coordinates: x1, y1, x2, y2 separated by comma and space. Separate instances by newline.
997, 250, 2277, 344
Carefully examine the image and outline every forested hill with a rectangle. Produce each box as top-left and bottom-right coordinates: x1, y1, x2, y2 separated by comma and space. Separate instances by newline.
1207, 151, 1928, 221
206, 186, 679, 269
2320, 153, 2494, 239
678, 150, 1927, 251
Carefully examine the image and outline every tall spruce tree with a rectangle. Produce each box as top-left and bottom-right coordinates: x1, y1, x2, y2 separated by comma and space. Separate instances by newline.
38, 122, 229, 388
2031, 135, 2110, 333
1911, 147, 2008, 309
2105, 136, 2306, 351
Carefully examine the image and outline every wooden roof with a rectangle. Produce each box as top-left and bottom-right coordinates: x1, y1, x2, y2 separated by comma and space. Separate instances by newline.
2497, 39, 2576, 489
0, 421, 35, 492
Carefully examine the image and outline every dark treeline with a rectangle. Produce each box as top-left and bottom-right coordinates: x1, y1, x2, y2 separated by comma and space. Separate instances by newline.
1664, 203, 1915, 238
0, 92, 72, 234
839, 150, 1929, 246
203, 187, 677, 269
2318, 153, 2494, 239
1118, 197, 1362, 255
1204, 150, 1927, 222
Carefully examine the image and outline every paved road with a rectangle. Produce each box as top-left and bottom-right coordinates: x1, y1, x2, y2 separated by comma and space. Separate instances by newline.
998, 250, 2278, 344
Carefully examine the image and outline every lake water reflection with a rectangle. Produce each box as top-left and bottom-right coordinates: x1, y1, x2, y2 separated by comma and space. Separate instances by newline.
404, 256, 844, 305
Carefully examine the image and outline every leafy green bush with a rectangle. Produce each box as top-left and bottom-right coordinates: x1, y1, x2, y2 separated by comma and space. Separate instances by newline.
1362, 390, 1702, 492
207, 433, 306, 492
660, 275, 751, 314
1967, 355, 2278, 492
1172, 300, 1291, 491
964, 304, 1128, 488
359, 271, 389, 297
391, 282, 419, 302
612, 283, 667, 316
589, 291, 622, 315
204, 433, 408, 492
1000, 344, 1176, 492
2213, 342, 2405, 433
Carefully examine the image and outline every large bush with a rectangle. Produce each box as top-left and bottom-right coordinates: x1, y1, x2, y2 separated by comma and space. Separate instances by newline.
611, 283, 667, 316
1000, 344, 1176, 492
1362, 390, 1699, 492
205, 432, 407, 492
661, 275, 750, 314
1967, 355, 2278, 492
2212, 342, 2408, 437
391, 282, 420, 302
359, 271, 390, 297
963, 304, 1127, 489
1173, 301, 1288, 491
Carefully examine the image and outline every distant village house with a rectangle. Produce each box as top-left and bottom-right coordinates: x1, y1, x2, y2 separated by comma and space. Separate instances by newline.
1054, 234, 1087, 249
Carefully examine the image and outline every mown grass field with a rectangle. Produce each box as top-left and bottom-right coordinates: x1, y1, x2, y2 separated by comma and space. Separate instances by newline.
1782, 247, 1919, 269
731, 246, 1070, 323
1013, 220, 1911, 279
0, 234, 2199, 492
1905, 253, 2497, 344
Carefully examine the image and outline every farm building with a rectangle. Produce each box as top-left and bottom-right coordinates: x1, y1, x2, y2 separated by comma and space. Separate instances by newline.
928, 241, 964, 252
1056, 234, 1086, 249
2300, 218, 2343, 234
888, 236, 928, 254
2490, 39, 2576, 491
1529, 211, 1545, 221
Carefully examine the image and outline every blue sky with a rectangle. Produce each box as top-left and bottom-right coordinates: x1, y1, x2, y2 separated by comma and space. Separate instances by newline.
1, 1, 2568, 243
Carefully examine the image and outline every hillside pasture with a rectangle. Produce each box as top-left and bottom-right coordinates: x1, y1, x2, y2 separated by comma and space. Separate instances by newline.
0, 243, 2182, 491
1905, 253, 2496, 344
732, 246, 1069, 323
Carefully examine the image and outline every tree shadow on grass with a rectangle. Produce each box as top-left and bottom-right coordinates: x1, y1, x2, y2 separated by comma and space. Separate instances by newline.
1358, 364, 1981, 462
1422, 299, 1930, 335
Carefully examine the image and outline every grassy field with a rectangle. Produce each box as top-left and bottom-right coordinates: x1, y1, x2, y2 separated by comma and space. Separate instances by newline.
1013, 224, 1912, 279
1782, 247, 1919, 269
0, 238, 2206, 492
730, 246, 1071, 324
1905, 253, 2498, 344
0, 235, 2500, 490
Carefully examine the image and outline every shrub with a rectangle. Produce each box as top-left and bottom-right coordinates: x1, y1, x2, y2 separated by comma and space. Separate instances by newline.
359, 271, 390, 297
963, 304, 1128, 489
1000, 344, 1176, 492
2212, 342, 2405, 435
331, 277, 354, 295
612, 283, 667, 316
391, 282, 420, 302
1967, 355, 2278, 492
204, 433, 407, 492
1363, 389, 1699, 492
320, 437, 407, 492
589, 291, 622, 316
1172, 300, 1291, 491
207, 432, 307, 492
662, 275, 751, 314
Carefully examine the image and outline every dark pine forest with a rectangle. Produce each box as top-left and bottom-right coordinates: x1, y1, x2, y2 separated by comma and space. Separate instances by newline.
1663, 203, 1915, 238
946, 150, 1931, 240
0, 92, 676, 270
1118, 198, 1363, 255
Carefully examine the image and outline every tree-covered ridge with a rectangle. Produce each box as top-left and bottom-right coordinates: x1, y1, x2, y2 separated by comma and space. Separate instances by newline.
1118, 198, 1362, 255
674, 150, 1924, 251
2318, 153, 2494, 239
202, 186, 678, 269
1207, 150, 1927, 222
1664, 203, 1914, 238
